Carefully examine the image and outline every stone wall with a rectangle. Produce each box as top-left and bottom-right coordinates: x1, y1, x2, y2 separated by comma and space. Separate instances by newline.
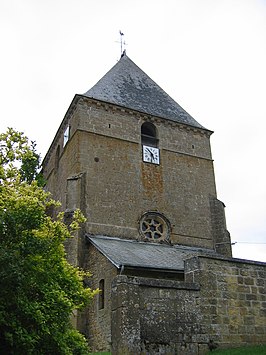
185, 256, 266, 348
111, 276, 205, 355
77, 98, 217, 250
84, 243, 118, 352
111, 256, 266, 354
42, 97, 224, 252
209, 197, 232, 257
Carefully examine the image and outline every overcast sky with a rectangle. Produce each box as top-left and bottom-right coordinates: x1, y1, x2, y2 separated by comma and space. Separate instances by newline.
1, 0, 265, 262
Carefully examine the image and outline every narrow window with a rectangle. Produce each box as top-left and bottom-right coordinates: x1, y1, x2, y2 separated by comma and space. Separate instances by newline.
55, 145, 60, 171
141, 122, 158, 147
63, 126, 70, 147
98, 279, 105, 310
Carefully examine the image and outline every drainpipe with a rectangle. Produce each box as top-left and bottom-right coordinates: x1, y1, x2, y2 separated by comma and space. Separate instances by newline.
120, 265, 124, 275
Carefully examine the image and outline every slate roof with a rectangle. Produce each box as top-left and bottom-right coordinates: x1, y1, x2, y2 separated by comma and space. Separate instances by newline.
88, 235, 216, 271
84, 54, 204, 129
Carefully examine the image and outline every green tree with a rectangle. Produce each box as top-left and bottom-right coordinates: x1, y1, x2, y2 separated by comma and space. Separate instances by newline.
0, 128, 96, 354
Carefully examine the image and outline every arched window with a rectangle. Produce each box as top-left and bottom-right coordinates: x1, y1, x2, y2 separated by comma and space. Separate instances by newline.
98, 279, 105, 310
141, 122, 158, 147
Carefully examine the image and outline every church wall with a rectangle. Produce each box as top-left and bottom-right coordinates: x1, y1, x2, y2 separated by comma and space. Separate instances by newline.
76, 98, 213, 160
74, 100, 220, 250
43, 111, 81, 209
76, 130, 140, 237
159, 122, 213, 161
77, 99, 141, 144
210, 197, 232, 257
79, 129, 216, 247
111, 257, 266, 354
42, 98, 225, 252
159, 151, 216, 248
84, 243, 117, 353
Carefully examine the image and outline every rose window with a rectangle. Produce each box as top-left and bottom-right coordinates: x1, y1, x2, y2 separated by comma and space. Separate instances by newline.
139, 212, 170, 242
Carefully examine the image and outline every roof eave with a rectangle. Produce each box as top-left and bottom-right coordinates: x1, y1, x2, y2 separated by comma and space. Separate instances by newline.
87, 235, 185, 272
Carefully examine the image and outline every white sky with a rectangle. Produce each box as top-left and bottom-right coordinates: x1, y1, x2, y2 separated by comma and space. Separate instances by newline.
1, 0, 265, 262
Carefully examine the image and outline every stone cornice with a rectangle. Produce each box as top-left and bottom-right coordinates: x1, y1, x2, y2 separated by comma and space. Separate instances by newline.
78, 95, 213, 138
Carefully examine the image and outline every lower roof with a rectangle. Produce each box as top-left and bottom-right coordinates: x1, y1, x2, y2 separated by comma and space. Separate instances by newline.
87, 235, 217, 272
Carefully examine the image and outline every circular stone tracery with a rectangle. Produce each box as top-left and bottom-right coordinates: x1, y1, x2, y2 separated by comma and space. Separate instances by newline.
139, 212, 171, 242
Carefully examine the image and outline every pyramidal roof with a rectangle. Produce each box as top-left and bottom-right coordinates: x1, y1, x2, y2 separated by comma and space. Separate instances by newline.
84, 54, 204, 129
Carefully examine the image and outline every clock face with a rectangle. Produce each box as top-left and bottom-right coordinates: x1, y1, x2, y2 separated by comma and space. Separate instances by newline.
143, 145, 160, 165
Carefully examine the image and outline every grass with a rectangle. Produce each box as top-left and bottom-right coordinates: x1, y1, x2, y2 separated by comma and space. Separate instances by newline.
88, 345, 266, 355
208, 344, 266, 354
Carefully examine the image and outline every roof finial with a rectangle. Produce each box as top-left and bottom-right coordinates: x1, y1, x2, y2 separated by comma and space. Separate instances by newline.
119, 30, 127, 57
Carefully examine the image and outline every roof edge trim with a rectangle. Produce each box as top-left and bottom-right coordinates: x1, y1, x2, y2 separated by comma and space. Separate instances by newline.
79, 95, 214, 135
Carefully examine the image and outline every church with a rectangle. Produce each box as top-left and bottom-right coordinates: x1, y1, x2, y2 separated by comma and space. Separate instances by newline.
42, 53, 266, 354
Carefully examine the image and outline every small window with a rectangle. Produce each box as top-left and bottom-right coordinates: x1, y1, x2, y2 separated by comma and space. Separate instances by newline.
98, 279, 105, 310
55, 145, 60, 171
63, 126, 70, 147
141, 122, 158, 147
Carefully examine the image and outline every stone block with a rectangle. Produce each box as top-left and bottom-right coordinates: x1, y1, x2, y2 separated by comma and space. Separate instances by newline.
244, 277, 255, 285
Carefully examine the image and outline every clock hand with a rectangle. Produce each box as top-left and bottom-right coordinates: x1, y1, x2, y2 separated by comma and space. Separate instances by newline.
147, 148, 154, 160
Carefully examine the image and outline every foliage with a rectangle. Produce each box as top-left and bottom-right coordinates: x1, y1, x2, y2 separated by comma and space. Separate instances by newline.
208, 344, 266, 355
0, 128, 97, 354
0, 127, 44, 185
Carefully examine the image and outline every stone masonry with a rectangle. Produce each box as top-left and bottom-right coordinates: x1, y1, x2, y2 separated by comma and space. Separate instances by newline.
43, 96, 231, 255
111, 255, 266, 354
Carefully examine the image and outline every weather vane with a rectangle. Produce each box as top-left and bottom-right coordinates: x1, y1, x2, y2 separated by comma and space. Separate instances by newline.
119, 30, 127, 57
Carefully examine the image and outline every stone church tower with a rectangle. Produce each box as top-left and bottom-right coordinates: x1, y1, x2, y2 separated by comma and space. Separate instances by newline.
43, 54, 265, 354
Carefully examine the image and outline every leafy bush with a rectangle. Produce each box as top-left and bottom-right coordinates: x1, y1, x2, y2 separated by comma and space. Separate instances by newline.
0, 128, 97, 354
